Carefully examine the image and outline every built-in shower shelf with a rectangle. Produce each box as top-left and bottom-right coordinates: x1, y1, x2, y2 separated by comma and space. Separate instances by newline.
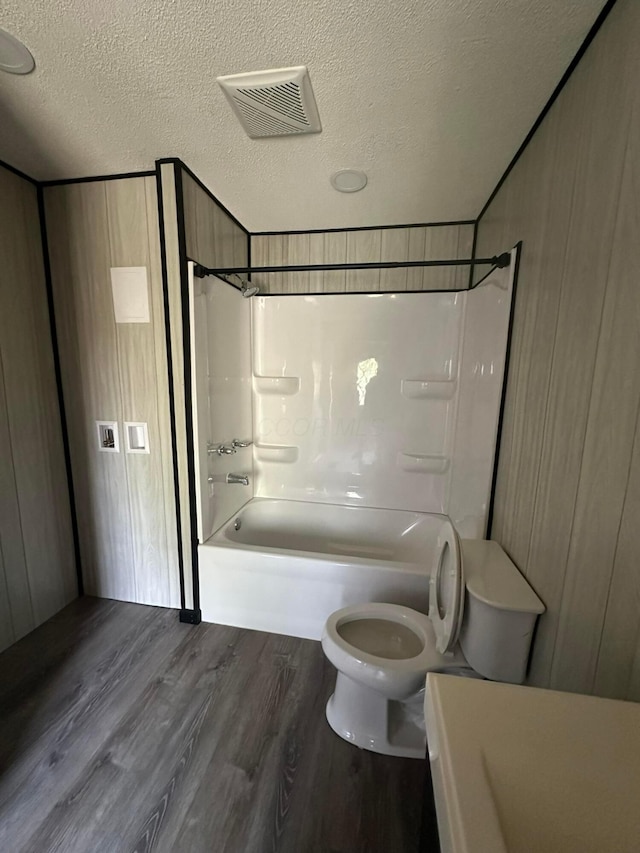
254, 444, 299, 464
401, 379, 456, 400
254, 376, 300, 396
397, 452, 450, 474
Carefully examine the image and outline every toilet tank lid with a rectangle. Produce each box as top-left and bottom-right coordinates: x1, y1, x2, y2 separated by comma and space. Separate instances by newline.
460, 540, 545, 614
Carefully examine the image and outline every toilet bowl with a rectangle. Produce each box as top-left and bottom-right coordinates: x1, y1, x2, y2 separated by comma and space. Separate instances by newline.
321, 522, 545, 758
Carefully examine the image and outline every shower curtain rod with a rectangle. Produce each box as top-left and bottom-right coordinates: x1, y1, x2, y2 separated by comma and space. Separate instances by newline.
193, 252, 511, 278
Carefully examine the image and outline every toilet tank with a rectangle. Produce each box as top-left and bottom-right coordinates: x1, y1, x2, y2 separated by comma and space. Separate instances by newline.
457, 540, 545, 684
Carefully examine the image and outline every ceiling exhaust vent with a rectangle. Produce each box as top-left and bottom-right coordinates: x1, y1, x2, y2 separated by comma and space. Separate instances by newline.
217, 66, 321, 139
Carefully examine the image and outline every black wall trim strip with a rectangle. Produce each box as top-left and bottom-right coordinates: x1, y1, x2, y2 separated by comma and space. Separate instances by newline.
179, 608, 202, 625
467, 219, 479, 289
487, 242, 523, 538
157, 157, 250, 237
478, 0, 619, 222
36, 185, 84, 596
252, 219, 476, 236
0, 158, 38, 186
173, 164, 201, 618
40, 170, 155, 187
155, 165, 187, 611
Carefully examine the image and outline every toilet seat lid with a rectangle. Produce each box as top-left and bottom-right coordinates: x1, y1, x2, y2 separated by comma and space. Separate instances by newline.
429, 522, 464, 654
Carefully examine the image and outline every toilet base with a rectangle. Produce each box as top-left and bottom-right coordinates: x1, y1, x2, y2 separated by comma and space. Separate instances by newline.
325, 672, 426, 759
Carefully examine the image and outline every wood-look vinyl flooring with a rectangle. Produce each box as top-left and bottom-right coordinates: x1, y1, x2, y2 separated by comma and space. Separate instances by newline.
0, 598, 425, 852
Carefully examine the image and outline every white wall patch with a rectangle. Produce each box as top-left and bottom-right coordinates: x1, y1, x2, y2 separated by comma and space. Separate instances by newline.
110, 266, 150, 323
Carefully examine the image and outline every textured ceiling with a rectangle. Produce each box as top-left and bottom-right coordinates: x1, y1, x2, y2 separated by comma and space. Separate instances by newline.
0, 0, 604, 230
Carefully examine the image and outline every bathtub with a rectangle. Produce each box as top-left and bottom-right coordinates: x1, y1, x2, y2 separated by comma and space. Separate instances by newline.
198, 497, 451, 640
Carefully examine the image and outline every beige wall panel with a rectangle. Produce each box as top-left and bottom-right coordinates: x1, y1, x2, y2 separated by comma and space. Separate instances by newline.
422, 225, 459, 290
0, 166, 76, 650
308, 232, 325, 292
475, 0, 640, 697
528, 7, 635, 689
105, 179, 177, 607
3, 178, 76, 624
266, 233, 285, 293
483, 107, 572, 560
181, 171, 248, 274
284, 233, 310, 293
251, 234, 269, 293
594, 406, 640, 700
46, 176, 179, 609
182, 171, 199, 263
406, 227, 427, 291
346, 229, 381, 292
551, 84, 640, 694
46, 183, 135, 601
454, 225, 475, 289
144, 177, 181, 608
491, 86, 587, 604
380, 229, 409, 291
0, 351, 33, 641
322, 231, 347, 293
252, 224, 471, 295
0, 538, 14, 652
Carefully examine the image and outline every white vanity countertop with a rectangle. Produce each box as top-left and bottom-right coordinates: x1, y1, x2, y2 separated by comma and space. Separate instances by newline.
424, 673, 640, 853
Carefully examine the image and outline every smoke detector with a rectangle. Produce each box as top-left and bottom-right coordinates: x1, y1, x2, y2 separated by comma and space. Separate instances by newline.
0, 27, 35, 74
217, 66, 321, 139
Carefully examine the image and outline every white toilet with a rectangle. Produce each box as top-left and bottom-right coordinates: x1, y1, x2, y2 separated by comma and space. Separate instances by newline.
321, 522, 545, 758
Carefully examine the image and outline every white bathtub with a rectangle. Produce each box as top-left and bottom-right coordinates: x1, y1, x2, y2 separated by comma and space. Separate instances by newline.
198, 497, 450, 640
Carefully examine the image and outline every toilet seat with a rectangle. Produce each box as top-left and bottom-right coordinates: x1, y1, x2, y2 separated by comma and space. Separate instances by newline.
428, 523, 464, 653
322, 601, 469, 683
324, 602, 435, 672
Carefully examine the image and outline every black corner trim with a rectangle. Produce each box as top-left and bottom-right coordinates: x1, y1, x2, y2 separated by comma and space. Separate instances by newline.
478, 0, 619, 222
467, 219, 479, 289
40, 169, 156, 187
36, 185, 84, 596
0, 158, 38, 186
487, 242, 523, 537
155, 163, 187, 611
179, 608, 202, 624
173, 164, 201, 615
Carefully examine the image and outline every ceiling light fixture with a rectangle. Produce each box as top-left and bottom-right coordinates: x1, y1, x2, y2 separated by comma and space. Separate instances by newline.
0, 27, 35, 75
330, 169, 368, 193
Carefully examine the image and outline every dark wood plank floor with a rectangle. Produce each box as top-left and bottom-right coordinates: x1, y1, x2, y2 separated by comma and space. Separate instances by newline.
0, 597, 425, 852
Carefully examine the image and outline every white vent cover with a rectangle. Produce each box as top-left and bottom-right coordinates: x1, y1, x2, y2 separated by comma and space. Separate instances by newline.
217, 66, 321, 139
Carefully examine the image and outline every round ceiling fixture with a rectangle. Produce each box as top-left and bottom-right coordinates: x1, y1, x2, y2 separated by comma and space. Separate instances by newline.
0, 27, 35, 75
330, 169, 368, 193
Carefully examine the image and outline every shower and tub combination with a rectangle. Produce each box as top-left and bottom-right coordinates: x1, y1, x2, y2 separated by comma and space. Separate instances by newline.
188, 248, 521, 640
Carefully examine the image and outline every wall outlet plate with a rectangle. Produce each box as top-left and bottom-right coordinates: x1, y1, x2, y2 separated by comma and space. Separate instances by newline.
125, 421, 150, 454
96, 421, 119, 452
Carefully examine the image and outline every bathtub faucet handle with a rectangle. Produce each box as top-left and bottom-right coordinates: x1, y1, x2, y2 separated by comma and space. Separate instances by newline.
207, 441, 236, 456
232, 438, 253, 449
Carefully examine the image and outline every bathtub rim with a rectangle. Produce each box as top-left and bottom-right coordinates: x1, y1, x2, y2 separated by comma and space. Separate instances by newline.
203, 496, 449, 577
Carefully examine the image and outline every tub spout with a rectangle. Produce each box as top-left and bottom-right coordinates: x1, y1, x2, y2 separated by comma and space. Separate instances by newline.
227, 473, 249, 486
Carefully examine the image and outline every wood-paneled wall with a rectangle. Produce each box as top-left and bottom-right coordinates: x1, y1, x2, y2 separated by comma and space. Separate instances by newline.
475, 0, 640, 700
0, 165, 77, 652
182, 170, 249, 271
44, 176, 180, 608
158, 163, 249, 612
251, 224, 474, 294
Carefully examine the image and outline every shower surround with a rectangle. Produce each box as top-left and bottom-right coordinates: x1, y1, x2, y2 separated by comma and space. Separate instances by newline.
193, 253, 516, 637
